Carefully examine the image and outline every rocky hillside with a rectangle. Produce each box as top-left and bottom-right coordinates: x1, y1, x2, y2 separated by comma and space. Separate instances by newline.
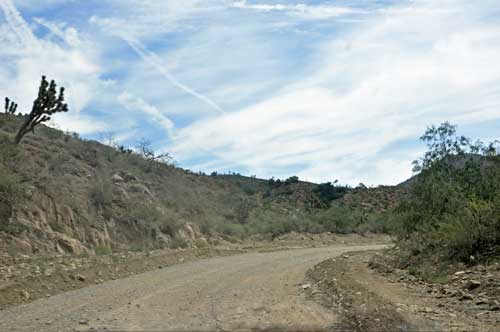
0, 113, 402, 255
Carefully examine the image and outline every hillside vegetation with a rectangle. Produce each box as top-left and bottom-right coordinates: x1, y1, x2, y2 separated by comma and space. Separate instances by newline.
0, 114, 396, 255
391, 122, 500, 270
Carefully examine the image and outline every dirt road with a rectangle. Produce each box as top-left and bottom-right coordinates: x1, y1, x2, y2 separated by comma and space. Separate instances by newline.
0, 244, 385, 331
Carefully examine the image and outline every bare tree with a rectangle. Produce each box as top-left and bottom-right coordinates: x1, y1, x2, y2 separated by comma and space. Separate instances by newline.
136, 138, 173, 164
11, 76, 68, 144
100, 132, 119, 148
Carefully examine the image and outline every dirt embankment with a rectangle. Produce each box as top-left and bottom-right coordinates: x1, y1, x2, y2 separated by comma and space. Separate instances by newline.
306, 250, 500, 332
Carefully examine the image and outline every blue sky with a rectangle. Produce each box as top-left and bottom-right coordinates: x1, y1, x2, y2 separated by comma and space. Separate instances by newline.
1, 0, 500, 185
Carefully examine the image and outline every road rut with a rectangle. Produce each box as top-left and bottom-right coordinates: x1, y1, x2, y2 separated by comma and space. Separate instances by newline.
0, 245, 385, 331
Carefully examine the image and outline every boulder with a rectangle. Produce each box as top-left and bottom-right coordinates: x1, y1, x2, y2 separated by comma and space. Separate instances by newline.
176, 223, 201, 242
113, 186, 130, 201
459, 290, 474, 300
20, 290, 30, 301
119, 172, 138, 182
128, 183, 153, 197
111, 174, 125, 183
55, 234, 88, 255
464, 280, 481, 291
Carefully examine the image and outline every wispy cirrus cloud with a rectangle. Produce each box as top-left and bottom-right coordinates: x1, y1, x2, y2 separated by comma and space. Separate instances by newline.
168, 0, 500, 185
118, 92, 174, 134
0, 0, 38, 47
2, 0, 500, 185
123, 38, 225, 114
230, 1, 363, 20
0, 0, 106, 133
33, 17, 82, 47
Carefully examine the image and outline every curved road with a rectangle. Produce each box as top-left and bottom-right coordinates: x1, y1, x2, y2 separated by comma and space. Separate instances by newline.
0, 245, 385, 331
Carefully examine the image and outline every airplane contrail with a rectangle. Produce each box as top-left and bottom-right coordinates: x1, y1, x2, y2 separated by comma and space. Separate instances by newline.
0, 0, 39, 49
34, 17, 79, 47
124, 37, 225, 114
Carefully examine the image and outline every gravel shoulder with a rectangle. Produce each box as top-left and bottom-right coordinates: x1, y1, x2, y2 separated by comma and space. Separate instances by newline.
0, 244, 385, 332
306, 250, 500, 332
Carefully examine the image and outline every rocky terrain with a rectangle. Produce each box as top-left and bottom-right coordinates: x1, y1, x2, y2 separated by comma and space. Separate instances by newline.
306, 250, 500, 331
0, 232, 387, 310
0, 113, 397, 257
369, 251, 500, 328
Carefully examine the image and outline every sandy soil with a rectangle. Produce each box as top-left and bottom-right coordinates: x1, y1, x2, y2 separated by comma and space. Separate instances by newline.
0, 244, 385, 332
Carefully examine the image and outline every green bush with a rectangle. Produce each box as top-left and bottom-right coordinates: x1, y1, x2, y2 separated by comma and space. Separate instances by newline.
220, 222, 247, 239
436, 199, 500, 262
393, 122, 500, 264
94, 244, 112, 255
169, 235, 189, 249
314, 182, 348, 206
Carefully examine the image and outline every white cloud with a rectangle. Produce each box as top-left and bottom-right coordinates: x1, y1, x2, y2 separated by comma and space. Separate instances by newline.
0, 0, 107, 135
88, 0, 208, 40
3, 0, 500, 185
34, 17, 82, 47
0, 0, 38, 48
51, 113, 109, 135
123, 38, 225, 114
230, 1, 361, 20
118, 92, 174, 133
89, 0, 228, 116
169, 0, 500, 185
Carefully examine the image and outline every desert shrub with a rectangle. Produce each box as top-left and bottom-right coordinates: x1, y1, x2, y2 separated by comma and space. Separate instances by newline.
0, 114, 20, 133
50, 220, 66, 233
220, 222, 247, 239
43, 127, 64, 140
394, 122, 500, 264
434, 199, 500, 262
89, 176, 113, 209
129, 203, 162, 224
158, 219, 183, 237
0, 136, 20, 165
0, 164, 20, 227
0, 164, 18, 199
354, 212, 390, 234
284, 176, 299, 184
314, 182, 348, 206
0, 221, 29, 235
239, 183, 257, 195
169, 235, 189, 249
94, 244, 112, 255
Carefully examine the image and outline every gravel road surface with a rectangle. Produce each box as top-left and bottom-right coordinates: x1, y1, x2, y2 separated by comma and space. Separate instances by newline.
0, 245, 385, 331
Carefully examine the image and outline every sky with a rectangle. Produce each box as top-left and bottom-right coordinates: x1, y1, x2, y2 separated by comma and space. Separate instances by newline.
1, 0, 500, 186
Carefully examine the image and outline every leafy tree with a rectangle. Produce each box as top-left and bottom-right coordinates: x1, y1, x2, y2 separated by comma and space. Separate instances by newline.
285, 176, 299, 184
412, 122, 468, 173
314, 180, 347, 206
395, 122, 500, 263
